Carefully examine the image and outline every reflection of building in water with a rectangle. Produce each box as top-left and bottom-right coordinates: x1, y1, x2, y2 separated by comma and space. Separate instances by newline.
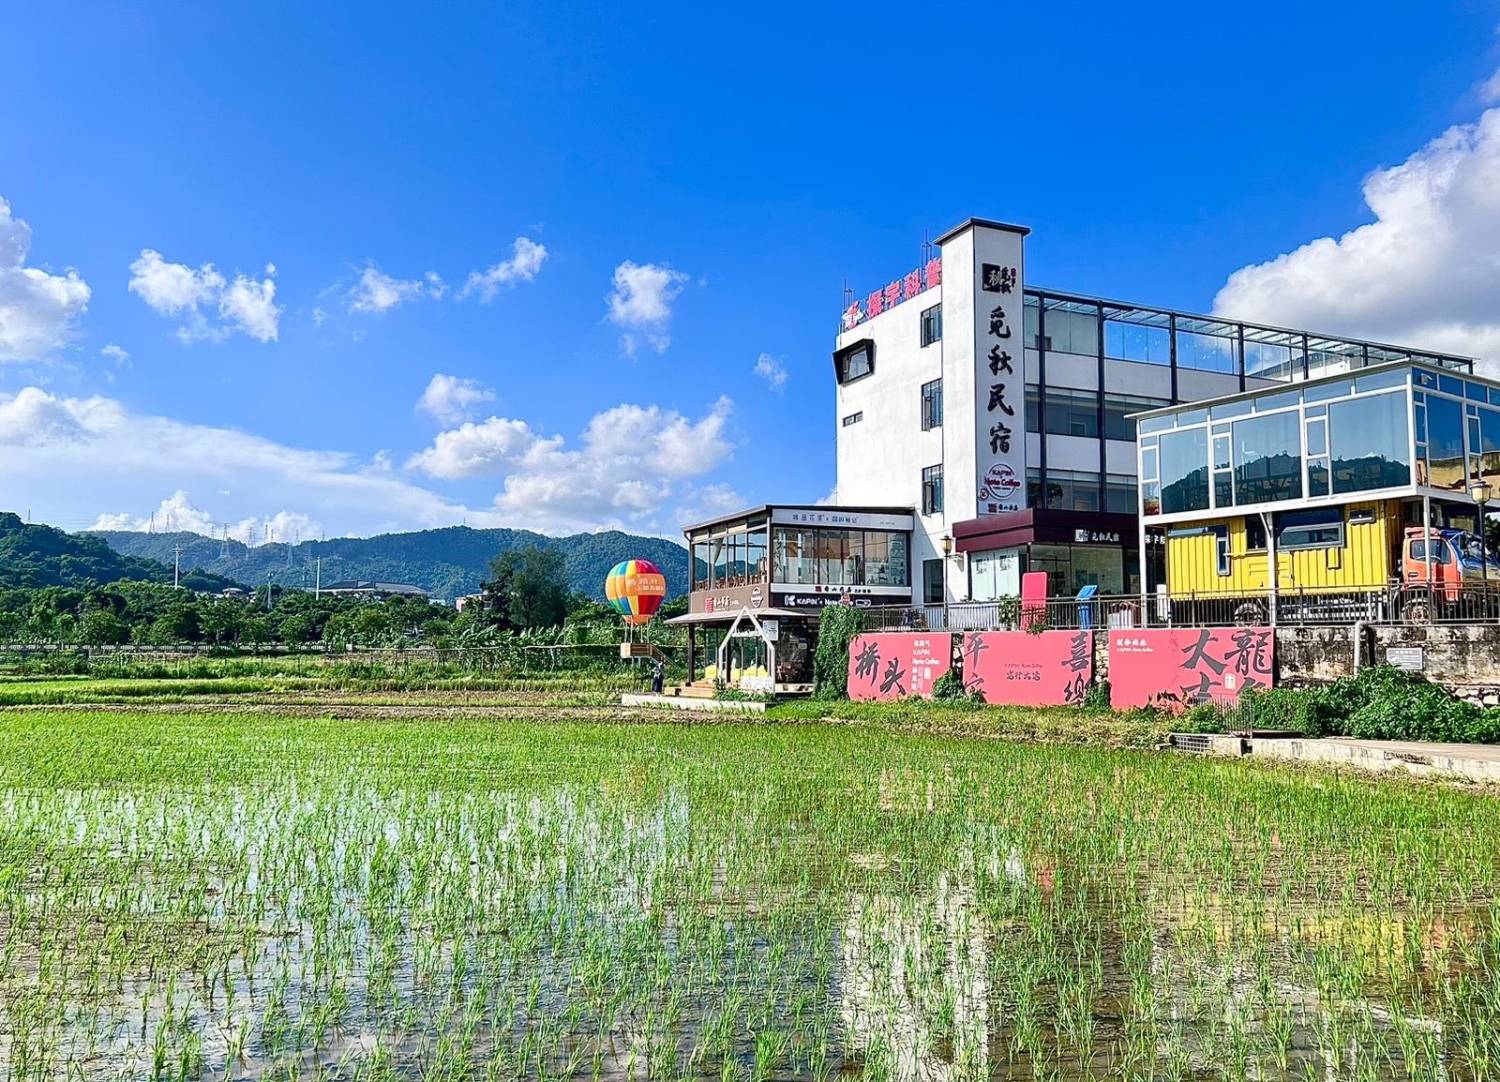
839, 873, 990, 1082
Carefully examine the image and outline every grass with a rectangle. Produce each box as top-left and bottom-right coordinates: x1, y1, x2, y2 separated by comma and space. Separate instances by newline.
2, 706, 1498, 1080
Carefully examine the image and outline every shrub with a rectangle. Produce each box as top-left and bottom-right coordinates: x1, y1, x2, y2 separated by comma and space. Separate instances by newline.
1243, 665, 1500, 744
812, 606, 865, 701
1079, 679, 1111, 712
931, 669, 984, 704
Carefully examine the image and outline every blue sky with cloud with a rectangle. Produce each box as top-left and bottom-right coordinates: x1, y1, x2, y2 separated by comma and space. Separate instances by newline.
4, 2, 1500, 541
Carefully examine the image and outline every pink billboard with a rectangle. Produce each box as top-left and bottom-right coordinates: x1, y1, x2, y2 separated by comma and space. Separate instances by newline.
1109, 627, 1274, 710
847, 633, 953, 701
962, 630, 1093, 707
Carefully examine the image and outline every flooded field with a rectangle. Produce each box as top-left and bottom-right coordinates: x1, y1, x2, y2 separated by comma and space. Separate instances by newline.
1, 708, 1498, 1080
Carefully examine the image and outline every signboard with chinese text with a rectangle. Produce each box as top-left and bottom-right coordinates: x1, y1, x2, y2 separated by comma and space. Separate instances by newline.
847, 633, 953, 701
972, 229, 1025, 516
963, 630, 1093, 706
1108, 627, 1274, 710
841, 260, 942, 331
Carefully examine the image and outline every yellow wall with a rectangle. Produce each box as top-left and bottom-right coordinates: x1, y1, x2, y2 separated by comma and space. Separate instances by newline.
1164, 500, 1399, 595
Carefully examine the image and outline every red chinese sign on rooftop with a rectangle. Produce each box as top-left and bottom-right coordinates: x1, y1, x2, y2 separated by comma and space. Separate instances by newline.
842, 258, 942, 331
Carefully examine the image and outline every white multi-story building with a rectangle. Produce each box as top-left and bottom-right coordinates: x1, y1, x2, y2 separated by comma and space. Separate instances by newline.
831, 217, 1473, 606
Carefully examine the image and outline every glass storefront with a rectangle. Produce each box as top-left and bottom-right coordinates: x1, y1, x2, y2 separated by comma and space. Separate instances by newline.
691, 524, 769, 590
771, 527, 909, 588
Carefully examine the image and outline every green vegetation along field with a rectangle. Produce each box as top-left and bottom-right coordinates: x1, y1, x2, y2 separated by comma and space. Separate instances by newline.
3, 707, 1499, 1081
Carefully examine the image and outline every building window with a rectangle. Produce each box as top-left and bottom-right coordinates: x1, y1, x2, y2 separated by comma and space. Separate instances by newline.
1104, 315, 1172, 366
922, 558, 944, 605
1024, 385, 1040, 433
920, 379, 943, 430
1104, 473, 1136, 513
771, 527, 908, 588
920, 304, 942, 347
1232, 411, 1302, 505
1277, 507, 1344, 550
842, 411, 863, 427
1104, 394, 1171, 441
1040, 302, 1100, 357
1038, 388, 1099, 438
834, 340, 874, 384
1026, 468, 1101, 511
921, 464, 944, 516
1212, 525, 1231, 576
1328, 392, 1411, 494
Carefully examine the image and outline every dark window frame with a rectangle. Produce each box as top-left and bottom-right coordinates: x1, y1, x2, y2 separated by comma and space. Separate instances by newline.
833, 339, 875, 385
920, 304, 942, 348
921, 464, 944, 516
920, 379, 943, 431
841, 411, 863, 427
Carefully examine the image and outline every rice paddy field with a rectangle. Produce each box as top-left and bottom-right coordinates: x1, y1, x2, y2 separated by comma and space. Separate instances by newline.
2, 704, 1499, 1081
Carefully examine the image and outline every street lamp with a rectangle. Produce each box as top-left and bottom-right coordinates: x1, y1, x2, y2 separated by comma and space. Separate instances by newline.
940, 533, 953, 556
1471, 477, 1492, 594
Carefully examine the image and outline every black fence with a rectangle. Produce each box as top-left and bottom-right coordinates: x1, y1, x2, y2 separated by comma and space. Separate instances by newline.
860, 582, 1500, 631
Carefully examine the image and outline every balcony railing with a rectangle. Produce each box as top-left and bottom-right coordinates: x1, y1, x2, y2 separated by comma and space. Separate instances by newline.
861, 583, 1500, 631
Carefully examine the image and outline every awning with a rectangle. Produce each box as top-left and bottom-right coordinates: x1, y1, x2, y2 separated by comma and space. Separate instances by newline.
665, 607, 805, 625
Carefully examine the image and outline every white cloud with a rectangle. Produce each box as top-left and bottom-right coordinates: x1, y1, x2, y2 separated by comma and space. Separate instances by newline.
486, 396, 735, 532
405, 416, 554, 478
0, 196, 91, 362
1213, 89, 1500, 373
0, 386, 96, 445
462, 237, 548, 301
416, 373, 497, 426
128, 250, 281, 343
347, 265, 445, 314
752, 352, 788, 391
100, 344, 130, 365
0, 385, 499, 539
312, 305, 327, 327
87, 491, 322, 546
607, 260, 689, 355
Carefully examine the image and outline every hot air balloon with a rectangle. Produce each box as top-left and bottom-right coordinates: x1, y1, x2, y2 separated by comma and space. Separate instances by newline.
605, 559, 667, 627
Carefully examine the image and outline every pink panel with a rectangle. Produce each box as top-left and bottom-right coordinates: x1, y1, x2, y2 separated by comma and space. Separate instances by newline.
847, 633, 954, 701
963, 630, 1093, 706
1109, 627, 1274, 710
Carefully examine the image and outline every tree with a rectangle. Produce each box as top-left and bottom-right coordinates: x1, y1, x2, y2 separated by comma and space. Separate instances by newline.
79, 609, 129, 646
479, 546, 569, 630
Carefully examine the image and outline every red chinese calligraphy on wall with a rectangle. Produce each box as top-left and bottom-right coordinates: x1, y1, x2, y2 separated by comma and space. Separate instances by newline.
963, 630, 1093, 707
1108, 627, 1275, 711
847, 633, 953, 701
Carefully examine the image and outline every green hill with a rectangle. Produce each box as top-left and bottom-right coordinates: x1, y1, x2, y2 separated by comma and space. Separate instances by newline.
88, 524, 689, 600
0, 513, 240, 591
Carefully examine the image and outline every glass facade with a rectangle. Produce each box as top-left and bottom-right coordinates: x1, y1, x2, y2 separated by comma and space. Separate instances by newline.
1027, 468, 1102, 511
1157, 428, 1209, 513
770, 527, 909, 588
690, 524, 769, 589
1133, 365, 1500, 520
1329, 392, 1410, 494
1232, 411, 1302, 505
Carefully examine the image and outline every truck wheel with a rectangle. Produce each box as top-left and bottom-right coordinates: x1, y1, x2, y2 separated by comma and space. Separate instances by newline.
1233, 601, 1266, 626
1402, 596, 1432, 625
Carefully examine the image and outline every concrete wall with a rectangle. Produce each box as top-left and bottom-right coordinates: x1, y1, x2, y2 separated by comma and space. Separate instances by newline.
1274, 624, 1500, 706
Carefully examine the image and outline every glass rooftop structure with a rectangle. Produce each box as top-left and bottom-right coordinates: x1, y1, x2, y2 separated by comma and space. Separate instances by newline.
1133, 363, 1500, 524
1022, 288, 1473, 385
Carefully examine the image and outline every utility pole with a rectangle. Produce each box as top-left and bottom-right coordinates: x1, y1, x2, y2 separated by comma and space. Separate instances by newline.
315, 557, 322, 599
266, 571, 273, 612
173, 544, 182, 588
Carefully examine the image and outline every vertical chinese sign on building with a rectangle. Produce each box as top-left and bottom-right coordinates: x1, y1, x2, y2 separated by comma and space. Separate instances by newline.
1108, 627, 1275, 710
972, 229, 1025, 516
847, 633, 954, 701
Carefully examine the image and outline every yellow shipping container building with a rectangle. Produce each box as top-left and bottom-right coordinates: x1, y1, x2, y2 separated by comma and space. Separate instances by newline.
1164, 500, 1402, 596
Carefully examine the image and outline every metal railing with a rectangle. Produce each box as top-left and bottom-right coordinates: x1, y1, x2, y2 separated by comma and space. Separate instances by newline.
860, 582, 1500, 631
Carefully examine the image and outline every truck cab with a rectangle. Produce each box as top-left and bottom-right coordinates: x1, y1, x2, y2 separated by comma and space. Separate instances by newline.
1400, 525, 1497, 608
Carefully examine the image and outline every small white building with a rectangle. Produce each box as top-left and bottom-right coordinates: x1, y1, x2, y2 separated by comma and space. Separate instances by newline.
830, 217, 1473, 606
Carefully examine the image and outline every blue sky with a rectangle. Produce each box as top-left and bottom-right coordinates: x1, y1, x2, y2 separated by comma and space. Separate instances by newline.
5, 2, 1500, 542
